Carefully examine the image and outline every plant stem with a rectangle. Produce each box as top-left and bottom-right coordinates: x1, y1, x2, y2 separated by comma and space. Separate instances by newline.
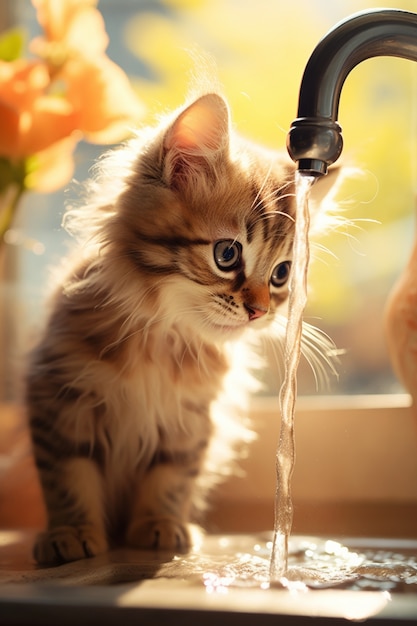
0, 183, 26, 246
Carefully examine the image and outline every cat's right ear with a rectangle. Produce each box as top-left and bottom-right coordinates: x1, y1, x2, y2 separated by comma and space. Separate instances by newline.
162, 93, 230, 188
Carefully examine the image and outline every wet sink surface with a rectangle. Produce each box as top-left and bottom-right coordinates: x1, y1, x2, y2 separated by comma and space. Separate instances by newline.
0, 531, 416, 625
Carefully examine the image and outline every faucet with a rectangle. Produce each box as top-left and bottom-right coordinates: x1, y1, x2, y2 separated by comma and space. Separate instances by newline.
287, 8, 417, 177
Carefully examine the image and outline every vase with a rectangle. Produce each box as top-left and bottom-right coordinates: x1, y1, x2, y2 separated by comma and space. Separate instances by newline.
0, 241, 22, 404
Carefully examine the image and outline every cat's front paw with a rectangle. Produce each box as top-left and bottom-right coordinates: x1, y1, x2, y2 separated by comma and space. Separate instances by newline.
33, 525, 108, 565
127, 517, 191, 552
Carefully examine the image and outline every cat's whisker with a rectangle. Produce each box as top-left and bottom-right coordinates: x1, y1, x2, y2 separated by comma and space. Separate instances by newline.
257, 208, 295, 223
256, 333, 286, 391
248, 180, 296, 217
246, 208, 295, 238
267, 316, 340, 392
299, 321, 340, 391
309, 241, 339, 264
250, 185, 295, 215
250, 160, 274, 212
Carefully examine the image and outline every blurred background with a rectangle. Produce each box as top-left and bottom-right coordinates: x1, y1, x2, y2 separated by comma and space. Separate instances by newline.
2, 0, 417, 398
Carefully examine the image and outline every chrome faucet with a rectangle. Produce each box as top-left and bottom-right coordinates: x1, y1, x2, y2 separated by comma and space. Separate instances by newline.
287, 8, 417, 177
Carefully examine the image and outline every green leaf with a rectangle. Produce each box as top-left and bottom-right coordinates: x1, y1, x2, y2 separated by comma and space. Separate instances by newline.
0, 28, 26, 62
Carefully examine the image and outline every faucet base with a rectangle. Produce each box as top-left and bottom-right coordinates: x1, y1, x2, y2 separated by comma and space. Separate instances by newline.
296, 159, 329, 177
286, 117, 343, 177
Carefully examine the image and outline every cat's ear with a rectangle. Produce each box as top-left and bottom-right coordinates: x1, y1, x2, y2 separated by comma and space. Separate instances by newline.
163, 93, 229, 187
308, 165, 343, 235
308, 166, 342, 211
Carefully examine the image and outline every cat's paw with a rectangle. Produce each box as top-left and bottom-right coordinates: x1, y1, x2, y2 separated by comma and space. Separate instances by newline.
33, 525, 108, 565
127, 517, 191, 552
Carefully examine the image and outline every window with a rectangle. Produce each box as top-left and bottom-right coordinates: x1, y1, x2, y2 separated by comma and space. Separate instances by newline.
4, 0, 417, 399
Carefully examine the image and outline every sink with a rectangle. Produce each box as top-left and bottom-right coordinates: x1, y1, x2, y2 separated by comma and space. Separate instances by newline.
0, 530, 416, 625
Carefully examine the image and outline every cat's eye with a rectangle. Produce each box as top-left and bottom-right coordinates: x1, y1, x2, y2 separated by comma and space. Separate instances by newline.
213, 240, 242, 271
271, 261, 291, 288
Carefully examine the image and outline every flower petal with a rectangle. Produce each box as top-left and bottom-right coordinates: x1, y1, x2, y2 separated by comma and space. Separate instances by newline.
18, 96, 79, 157
0, 60, 76, 158
31, 0, 108, 57
0, 60, 49, 109
25, 134, 80, 192
64, 57, 143, 143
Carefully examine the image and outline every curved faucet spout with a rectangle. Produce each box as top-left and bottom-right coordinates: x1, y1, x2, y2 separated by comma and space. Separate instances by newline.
287, 8, 417, 176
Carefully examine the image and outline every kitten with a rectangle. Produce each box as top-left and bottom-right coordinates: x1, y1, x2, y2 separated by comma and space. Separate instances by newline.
26, 92, 335, 564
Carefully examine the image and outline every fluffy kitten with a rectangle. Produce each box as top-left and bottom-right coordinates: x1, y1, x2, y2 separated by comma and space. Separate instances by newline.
26, 92, 334, 565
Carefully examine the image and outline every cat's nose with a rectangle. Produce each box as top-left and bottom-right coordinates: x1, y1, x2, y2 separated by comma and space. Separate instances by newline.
243, 285, 270, 321
244, 303, 268, 321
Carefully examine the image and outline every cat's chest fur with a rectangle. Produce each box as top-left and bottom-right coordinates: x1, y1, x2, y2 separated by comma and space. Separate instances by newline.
89, 323, 228, 470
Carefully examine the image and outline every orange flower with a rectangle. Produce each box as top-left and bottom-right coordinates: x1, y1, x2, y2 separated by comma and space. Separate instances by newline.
0, 59, 78, 160
31, 0, 108, 59
31, 0, 143, 144
0, 0, 143, 240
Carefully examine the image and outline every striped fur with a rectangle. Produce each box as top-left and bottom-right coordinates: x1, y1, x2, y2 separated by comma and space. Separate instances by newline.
26, 93, 330, 564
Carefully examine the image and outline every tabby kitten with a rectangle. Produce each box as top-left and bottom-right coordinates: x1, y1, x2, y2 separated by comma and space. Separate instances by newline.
26, 92, 331, 565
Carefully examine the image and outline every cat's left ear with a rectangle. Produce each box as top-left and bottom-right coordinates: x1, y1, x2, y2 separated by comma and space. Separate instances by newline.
163, 93, 230, 187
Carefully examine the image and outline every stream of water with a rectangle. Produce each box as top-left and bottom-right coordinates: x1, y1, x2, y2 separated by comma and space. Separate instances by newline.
265, 172, 417, 594
269, 173, 315, 580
